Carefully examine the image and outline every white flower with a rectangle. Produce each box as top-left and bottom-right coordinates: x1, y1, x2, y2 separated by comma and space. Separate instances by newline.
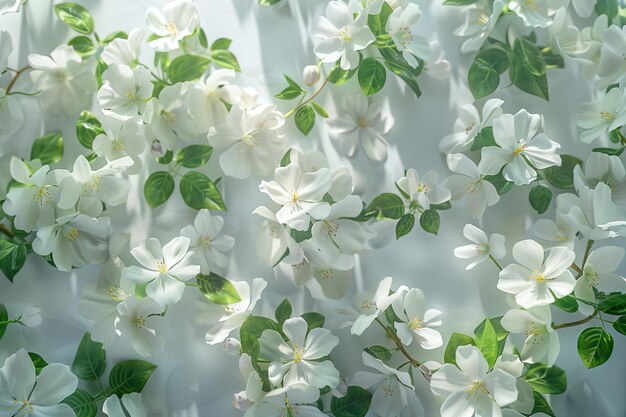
253, 206, 304, 267
455, 0, 504, 53
430, 345, 518, 417
387, 3, 431, 67
0, 0, 23, 14
2, 158, 57, 232
12, 304, 42, 327
501, 306, 560, 366
347, 0, 385, 15
351, 352, 424, 417
577, 87, 626, 143
0, 30, 11, 74
391, 288, 443, 349
222, 338, 242, 356
424, 40, 451, 79
533, 213, 577, 249
259, 317, 340, 388
443, 154, 500, 218
187, 69, 237, 133
574, 152, 626, 206
0, 349, 78, 417
101, 28, 144, 67
493, 353, 535, 415
28, 44, 96, 117
0, 88, 23, 142
574, 246, 625, 315
123, 236, 201, 306
98, 64, 153, 121
233, 354, 263, 411
181, 209, 235, 274
439, 98, 503, 154
93, 118, 146, 165
259, 162, 332, 231
454, 224, 505, 270
205, 278, 267, 345
337, 276, 405, 335
58, 155, 133, 217
208, 103, 286, 179
103, 393, 147, 417
397, 169, 451, 209
479, 109, 561, 186
550, 9, 605, 74
291, 260, 353, 300
302, 65, 320, 86
244, 384, 325, 417
509, 0, 552, 27
497, 239, 576, 308
145, 0, 200, 51
313, 0, 375, 70
33, 213, 110, 272
598, 25, 626, 87
114, 296, 165, 357
327, 95, 393, 161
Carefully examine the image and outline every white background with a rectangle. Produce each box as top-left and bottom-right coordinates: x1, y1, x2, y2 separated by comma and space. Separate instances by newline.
0, 0, 625, 416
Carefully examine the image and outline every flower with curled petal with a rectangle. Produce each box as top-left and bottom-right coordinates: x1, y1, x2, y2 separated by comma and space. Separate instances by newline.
501, 305, 560, 366
114, 296, 165, 357
244, 384, 326, 417
453, 223, 505, 270
387, 3, 431, 67
391, 288, 443, 349
98, 64, 153, 121
145, 0, 200, 51
574, 246, 625, 315
101, 28, 144, 67
439, 98, 503, 154
181, 209, 235, 275
103, 392, 147, 417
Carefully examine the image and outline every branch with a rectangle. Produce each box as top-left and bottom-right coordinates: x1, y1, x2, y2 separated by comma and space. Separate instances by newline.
375, 318, 432, 381
6, 65, 31, 94
553, 310, 597, 330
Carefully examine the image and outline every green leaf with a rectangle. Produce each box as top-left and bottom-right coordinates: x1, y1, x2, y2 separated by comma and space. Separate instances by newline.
577, 327, 614, 368
96, 59, 107, 89
367, 3, 392, 36
240, 316, 280, 360
592, 146, 625, 156
76, 111, 104, 149
468, 58, 500, 99
380, 47, 422, 98
295, 105, 316, 135
211, 37, 232, 51
311, 101, 329, 118
612, 316, 626, 335
275, 299, 292, 324
0, 240, 28, 281
431, 201, 452, 210
109, 360, 157, 396
510, 37, 549, 100
364, 345, 392, 361
470, 126, 497, 151
444, 333, 475, 365
476, 48, 509, 74
30, 131, 63, 165
197, 273, 241, 305
366, 193, 405, 220
358, 58, 386, 96
395, 213, 415, 239
68, 35, 96, 57
280, 149, 292, 167
473, 318, 498, 368
523, 363, 567, 394
71, 333, 106, 381
275, 75, 305, 100
542, 155, 582, 190
529, 185, 552, 214
180, 171, 226, 211
444, 0, 478, 4
167, 55, 211, 83
552, 294, 579, 313
484, 171, 514, 195
530, 391, 555, 417
301, 312, 325, 333
0, 304, 7, 341
157, 150, 173, 165
474, 317, 508, 357
211, 50, 241, 72
258, 0, 282, 5
197, 28, 208, 49
54, 2, 95, 34
102, 31, 128, 44
420, 209, 440, 235
595, 0, 618, 19
598, 293, 626, 315
28, 353, 48, 375
62, 389, 97, 417
331, 386, 372, 417
144, 171, 175, 208
175, 144, 213, 168
328, 63, 358, 85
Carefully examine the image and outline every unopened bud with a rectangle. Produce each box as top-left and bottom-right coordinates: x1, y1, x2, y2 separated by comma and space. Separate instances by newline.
232, 391, 254, 411
150, 141, 165, 158
303, 65, 320, 87
18, 305, 42, 328
222, 337, 242, 356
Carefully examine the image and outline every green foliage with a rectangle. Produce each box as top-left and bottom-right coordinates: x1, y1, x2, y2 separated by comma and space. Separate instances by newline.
180, 172, 226, 211
295, 105, 316, 135
358, 58, 386, 96
63, 389, 97, 417
174, 145, 213, 168
595, 0, 618, 19
542, 155, 582, 190
529, 391, 556, 417
473, 318, 498, 368
76, 111, 104, 149
211, 49, 241, 72
275, 75, 305, 100
613, 316, 626, 335
366, 193, 405, 219
523, 363, 567, 394
275, 299, 292, 324
529, 185, 552, 214
510, 38, 549, 100
468, 58, 500, 99
211, 38, 232, 51
444, 0, 479, 4
444, 333, 475, 365
328, 63, 358, 85
167, 55, 211, 83
598, 293, 626, 315
395, 213, 415, 239
311, 101, 329, 118
197, 273, 241, 305
577, 327, 614, 368
364, 345, 392, 361
420, 209, 440, 235
0, 240, 28, 282
68, 36, 96, 57
29, 353, 48, 375
330, 386, 372, 417
72, 332, 106, 381
54, 2, 95, 34
258, 0, 282, 5
0, 304, 7, 341
144, 171, 175, 208
30, 131, 63, 165
240, 316, 280, 360
301, 312, 325, 333
108, 360, 157, 396
485, 171, 514, 195
552, 294, 579, 313
471, 127, 497, 151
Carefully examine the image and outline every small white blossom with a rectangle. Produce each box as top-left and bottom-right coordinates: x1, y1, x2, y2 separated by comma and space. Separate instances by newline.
391, 288, 443, 349
455, 0, 505, 53
114, 296, 165, 357
439, 98, 503, 154
187, 69, 237, 133
101, 28, 144, 67
181, 209, 235, 274
98, 64, 153, 121
577, 87, 626, 143
533, 213, 577, 249
501, 306, 560, 366
93, 118, 146, 167
145, 0, 200, 51
397, 169, 451, 209
573, 152, 626, 206
103, 393, 147, 417
244, 384, 326, 417
574, 246, 625, 315
253, 206, 304, 267
454, 224, 505, 270
387, 3, 431, 67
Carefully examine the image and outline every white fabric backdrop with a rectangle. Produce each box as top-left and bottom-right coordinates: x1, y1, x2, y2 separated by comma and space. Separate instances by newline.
0, 0, 625, 416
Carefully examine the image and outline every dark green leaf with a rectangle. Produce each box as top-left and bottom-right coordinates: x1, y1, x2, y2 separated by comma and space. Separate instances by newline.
301, 312, 325, 333
29, 353, 48, 375
331, 386, 372, 417
109, 360, 157, 395
328, 63, 358, 85
592, 146, 625, 156
96, 60, 107, 89
523, 363, 567, 394
211, 50, 240, 72
54, 2, 95, 34
167, 55, 211, 83
72, 332, 106, 381
358, 57, 386, 96
474, 317, 508, 357
76, 111, 104, 149
144, 171, 175, 208
30, 131, 63, 165
598, 293, 626, 315
510, 38, 549, 100
395, 213, 415, 239
444, 333, 475, 365
367, 3, 392, 36
485, 171, 514, 195
577, 327, 614, 368
240, 316, 280, 360
175, 144, 213, 168
431, 201, 452, 210
542, 155, 582, 190
102, 31, 128, 44
68, 36, 95, 57
420, 209, 440, 235
476, 48, 509, 74
63, 389, 97, 417
295, 105, 316, 135
366, 193, 405, 220
280, 149, 292, 167
468, 58, 499, 99
157, 150, 173, 164
529, 185, 552, 214
612, 316, 626, 335
364, 345, 392, 361
197, 273, 241, 305
0, 240, 28, 281
530, 391, 556, 417
471, 126, 497, 151
553, 294, 579, 313
275, 299, 292, 324
595, 0, 618, 19
0, 304, 7, 341
180, 171, 226, 211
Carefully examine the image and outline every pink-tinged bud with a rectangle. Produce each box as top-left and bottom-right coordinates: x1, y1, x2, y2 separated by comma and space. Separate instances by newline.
222, 337, 241, 356
232, 391, 254, 410
150, 141, 165, 157
303, 65, 320, 87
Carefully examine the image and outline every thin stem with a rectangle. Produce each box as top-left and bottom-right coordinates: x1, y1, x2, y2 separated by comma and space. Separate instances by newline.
489, 255, 503, 271
553, 310, 597, 330
6, 65, 30, 94
570, 262, 583, 276
0, 224, 14, 239
582, 240, 594, 268
284, 77, 330, 118
8, 90, 41, 97
619, 132, 626, 146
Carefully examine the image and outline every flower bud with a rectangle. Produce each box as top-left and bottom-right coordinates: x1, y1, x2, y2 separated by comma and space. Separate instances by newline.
17, 305, 42, 327
302, 65, 320, 87
232, 391, 254, 411
150, 140, 165, 158
222, 337, 242, 356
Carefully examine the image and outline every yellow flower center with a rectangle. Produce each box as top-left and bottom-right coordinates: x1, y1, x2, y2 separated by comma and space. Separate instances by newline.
156, 260, 168, 273
291, 191, 299, 203
200, 236, 212, 249
600, 111, 614, 121
242, 134, 257, 148
339, 27, 352, 42
109, 285, 127, 301
62, 226, 80, 241
408, 317, 422, 330
513, 143, 527, 157
165, 20, 178, 36
358, 118, 368, 128
112, 138, 126, 151
133, 315, 145, 328
530, 269, 545, 282
293, 345, 305, 362
33, 186, 51, 205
